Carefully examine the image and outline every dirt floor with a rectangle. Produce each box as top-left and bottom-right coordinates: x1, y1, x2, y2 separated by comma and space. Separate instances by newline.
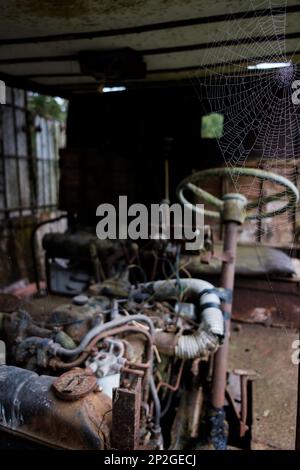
229, 322, 298, 450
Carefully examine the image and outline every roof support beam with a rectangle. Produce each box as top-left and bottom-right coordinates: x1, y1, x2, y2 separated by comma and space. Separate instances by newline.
0, 4, 298, 46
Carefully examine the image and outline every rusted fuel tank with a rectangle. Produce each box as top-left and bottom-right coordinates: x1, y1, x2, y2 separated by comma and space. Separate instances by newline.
0, 366, 112, 449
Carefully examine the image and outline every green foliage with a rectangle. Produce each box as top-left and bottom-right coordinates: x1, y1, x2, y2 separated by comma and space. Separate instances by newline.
28, 93, 67, 121
201, 112, 224, 139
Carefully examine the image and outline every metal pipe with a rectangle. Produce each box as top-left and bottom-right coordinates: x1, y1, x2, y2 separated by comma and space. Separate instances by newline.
141, 278, 224, 337
30, 214, 67, 292
149, 375, 161, 428
51, 314, 154, 358
190, 387, 204, 439
139, 279, 224, 358
51, 325, 153, 405
211, 221, 239, 409
296, 330, 300, 449
121, 367, 144, 377
156, 360, 185, 393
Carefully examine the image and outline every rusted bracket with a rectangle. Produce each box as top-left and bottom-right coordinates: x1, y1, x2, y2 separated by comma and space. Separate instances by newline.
226, 369, 257, 438
111, 376, 142, 450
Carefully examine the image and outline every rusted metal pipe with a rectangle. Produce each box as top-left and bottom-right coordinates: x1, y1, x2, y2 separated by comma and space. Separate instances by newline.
126, 361, 151, 370
156, 360, 185, 393
296, 330, 300, 450
189, 387, 204, 439
51, 325, 153, 405
211, 221, 239, 409
121, 367, 144, 378
30, 214, 67, 293
52, 314, 154, 358
49, 325, 137, 369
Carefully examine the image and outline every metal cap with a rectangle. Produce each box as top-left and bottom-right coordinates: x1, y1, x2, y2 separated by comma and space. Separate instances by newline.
73, 294, 89, 306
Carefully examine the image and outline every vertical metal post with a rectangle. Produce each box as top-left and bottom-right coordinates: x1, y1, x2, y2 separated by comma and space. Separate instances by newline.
24, 92, 37, 212
208, 193, 246, 449
211, 221, 239, 409
0, 103, 8, 217
296, 330, 300, 450
11, 88, 22, 215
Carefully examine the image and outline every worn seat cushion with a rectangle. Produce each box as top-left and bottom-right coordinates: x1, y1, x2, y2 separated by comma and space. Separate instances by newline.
184, 244, 295, 278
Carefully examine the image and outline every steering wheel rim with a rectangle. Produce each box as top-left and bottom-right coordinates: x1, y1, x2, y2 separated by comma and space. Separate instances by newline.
177, 167, 299, 220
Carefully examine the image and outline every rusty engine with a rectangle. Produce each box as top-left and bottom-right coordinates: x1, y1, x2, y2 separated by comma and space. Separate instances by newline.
0, 235, 233, 450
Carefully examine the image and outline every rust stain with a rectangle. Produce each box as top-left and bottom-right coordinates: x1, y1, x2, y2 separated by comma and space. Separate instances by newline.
52, 369, 98, 401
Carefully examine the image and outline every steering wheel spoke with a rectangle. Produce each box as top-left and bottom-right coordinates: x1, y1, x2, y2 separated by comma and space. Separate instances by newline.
177, 167, 299, 221
187, 182, 224, 209
246, 190, 289, 210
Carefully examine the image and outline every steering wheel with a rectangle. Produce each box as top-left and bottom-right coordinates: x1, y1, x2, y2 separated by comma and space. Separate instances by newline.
177, 167, 299, 220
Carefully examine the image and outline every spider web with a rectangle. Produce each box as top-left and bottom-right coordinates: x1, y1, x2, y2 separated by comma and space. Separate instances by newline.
196, 0, 300, 248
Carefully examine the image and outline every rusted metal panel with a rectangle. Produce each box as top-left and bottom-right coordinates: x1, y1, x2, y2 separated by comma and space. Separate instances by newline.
0, 365, 112, 449
232, 278, 300, 328
111, 377, 141, 450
